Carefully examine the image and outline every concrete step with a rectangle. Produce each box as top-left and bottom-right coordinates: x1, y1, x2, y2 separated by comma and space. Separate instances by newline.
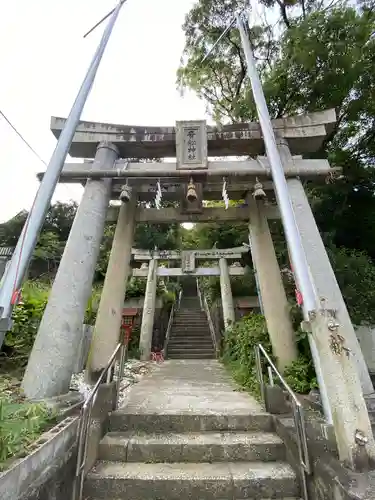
167, 348, 215, 355
169, 335, 212, 340
167, 353, 215, 359
174, 320, 207, 324
170, 335, 212, 340
169, 334, 212, 338
171, 328, 211, 334
168, 353, 216, 359
84, 461, 298, 499
99, 431, 286, 463
109, 411, 274, 434
173, 320, 209, 330
176, 308, 207, 318
168, 346, 214, 351
167, 344, 214, 353
176, 308, 205, 312
168, 341, 214, 348
172, 325, 210, 330
169, 337, 212, 347
178, 307, 202, 311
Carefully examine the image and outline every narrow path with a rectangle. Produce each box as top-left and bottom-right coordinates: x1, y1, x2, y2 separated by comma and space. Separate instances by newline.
117, 360, 263, 415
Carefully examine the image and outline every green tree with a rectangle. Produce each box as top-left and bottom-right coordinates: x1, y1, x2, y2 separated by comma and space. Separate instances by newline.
179, 1, 375, 254
178, 0, 375, 325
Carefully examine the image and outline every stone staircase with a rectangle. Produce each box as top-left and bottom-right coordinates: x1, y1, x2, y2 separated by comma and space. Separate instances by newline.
167, 295, 215, 359
84, 361, 300, 499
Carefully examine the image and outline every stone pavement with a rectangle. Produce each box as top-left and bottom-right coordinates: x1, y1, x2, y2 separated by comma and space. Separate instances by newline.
84, 360, 300, 499
117, 359, 263, 415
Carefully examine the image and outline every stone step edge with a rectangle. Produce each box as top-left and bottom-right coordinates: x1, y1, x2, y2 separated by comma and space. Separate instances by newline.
99, 431, 286, 462
167, 347, 214, 351
109, 411, 274, 433
85, 460, 299, 499
86, 460, 298, 481
100, 430, 284, 446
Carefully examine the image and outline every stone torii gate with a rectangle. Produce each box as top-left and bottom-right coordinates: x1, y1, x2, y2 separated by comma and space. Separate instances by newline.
130, 246, 247, 360
22, 109, 375, 467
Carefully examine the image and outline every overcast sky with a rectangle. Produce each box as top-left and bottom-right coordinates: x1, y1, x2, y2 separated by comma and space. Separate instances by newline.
0, 0, 207, 223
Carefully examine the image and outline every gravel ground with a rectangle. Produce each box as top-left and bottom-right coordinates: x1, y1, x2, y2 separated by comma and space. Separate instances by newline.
70, 359, 153, 406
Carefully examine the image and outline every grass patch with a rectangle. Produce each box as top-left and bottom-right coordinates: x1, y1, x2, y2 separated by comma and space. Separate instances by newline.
0, 376, 57, 471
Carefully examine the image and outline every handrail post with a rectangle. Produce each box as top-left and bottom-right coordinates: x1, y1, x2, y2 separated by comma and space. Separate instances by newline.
71, 342, 125, 500
255, 345, 265, 405
255, 343, 310, 500
115, 343, 126, 410
196, 278, 204, 310
163, 302, 176, 356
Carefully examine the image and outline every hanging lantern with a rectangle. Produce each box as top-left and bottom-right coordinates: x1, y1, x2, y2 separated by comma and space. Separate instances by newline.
119, 184, 132, 203
186, 177, 198, 203
253, 178, 266, 200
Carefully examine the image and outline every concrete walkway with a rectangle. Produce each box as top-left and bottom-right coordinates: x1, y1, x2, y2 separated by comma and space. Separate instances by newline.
118, 359, 263, 415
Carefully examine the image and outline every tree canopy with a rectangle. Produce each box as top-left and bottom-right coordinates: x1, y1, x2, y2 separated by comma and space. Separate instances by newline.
178, 0, 375, 257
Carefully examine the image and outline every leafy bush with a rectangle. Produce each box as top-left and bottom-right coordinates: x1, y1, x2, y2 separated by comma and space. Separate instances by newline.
1, 281, 104, 373
126, 278, 147, 298
2, 282, 49, 372
328, 246, 375, 325
0, 377, 56, 470
202, 272, 257, 305
283, 356, 318, 394
222, 313, 317, 397
221, 314, 273, 397
84, 286, 102, 325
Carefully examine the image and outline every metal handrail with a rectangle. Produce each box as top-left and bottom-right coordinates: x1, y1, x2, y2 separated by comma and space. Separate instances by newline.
163, 290, 182, 356
203, 294, 218, 354
255, 344, 310, 500
177, 289, 183, 310
196, 278, 203, 310
196, 278, 218, 355
72, 340, 127, 500
163, 303, 176, 355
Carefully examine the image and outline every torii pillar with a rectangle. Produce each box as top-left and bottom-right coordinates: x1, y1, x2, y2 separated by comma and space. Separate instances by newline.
139, 258, 157, 360
219, 258, 235, 328
278, 138, 373, 395
86, 197, 136, 382
22, 142, 118, 399
247, 194, 298, 371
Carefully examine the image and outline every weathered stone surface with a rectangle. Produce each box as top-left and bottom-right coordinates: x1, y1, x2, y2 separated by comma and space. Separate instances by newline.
51, 109, 336, 158
248, 196, 297, 371
219, 258, 235, 329
110, 411, 273, 433
139, 258, 157, 360
132, 265, 246, 277
99, 430, 286, 463
22, 142, 117, 399
84, 461, 298, 499
275, 413, 375, 500
287, 175, 373, 396
88, 198, 136, 377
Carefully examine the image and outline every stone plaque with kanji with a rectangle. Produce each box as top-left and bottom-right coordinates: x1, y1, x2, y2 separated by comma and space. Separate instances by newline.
181, 251, 196, 273
176, 120, 208, 169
